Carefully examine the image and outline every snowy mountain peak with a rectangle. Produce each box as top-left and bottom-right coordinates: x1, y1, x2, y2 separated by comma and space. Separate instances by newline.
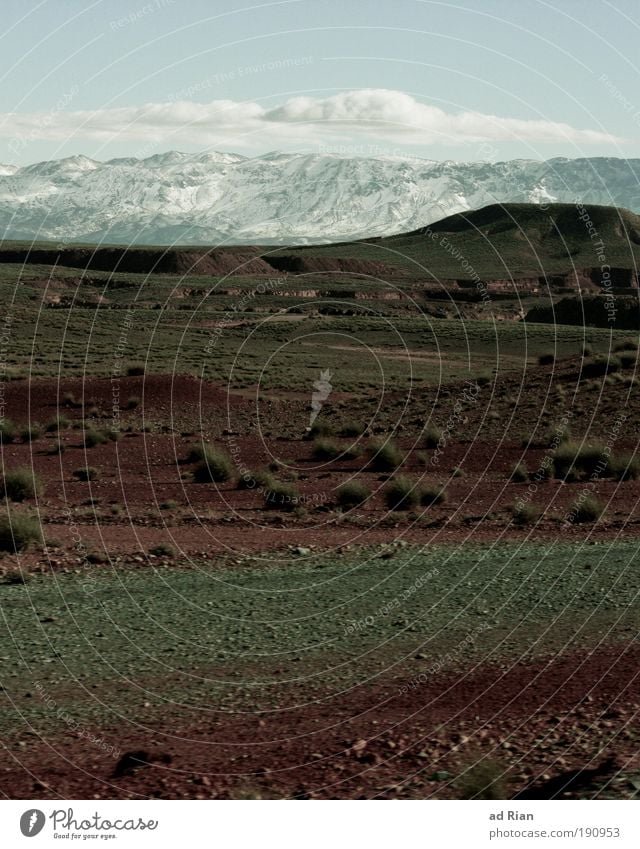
0, 152, 639, 245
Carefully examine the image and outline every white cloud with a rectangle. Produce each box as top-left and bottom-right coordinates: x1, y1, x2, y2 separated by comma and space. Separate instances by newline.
0, 89, 625, 151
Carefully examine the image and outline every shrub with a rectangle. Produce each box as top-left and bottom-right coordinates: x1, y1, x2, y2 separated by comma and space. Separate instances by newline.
384, 476, 420, 511
0, 514, 42, 552
45, 415, 70, 433
263, 481, 298, 511
455, 760, 508, 800
0, 419, 15, 443
571, 495, 604, 524
609, 454, 640, 481
237, 470, 274, 490
552, 442, 606, 481
451, 466, 464, 478
538, 351, 555, 366
619, 351, 636, 368
47, 440, 64, 455
309, 420, 334, 438
312, 438, 341, 460
150, 542, 175, 557
510, 462, 528, 483
581, 345, 593, 358
337, 480, 370, 509
581, 354, 621, 378
614, 338, 638, 352
512, 503, 542, 526
62, 391, 76, 406
160, 499, 178, 510
20, 423, 42, 443
126, 396, 141, 409
423, 424, 443, 449
0, 468, 43, 501
420, 484, 447, 506
84, 428, 107, 448
126, 363, 145, 376
106, 428, 122, 442
339, 422, 365, 437
367, 439, 403, 472
73, 466, 99, 482
192, 448, 233, 483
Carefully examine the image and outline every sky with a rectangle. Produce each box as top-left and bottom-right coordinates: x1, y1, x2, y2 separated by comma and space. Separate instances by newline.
1, 0, 640, 166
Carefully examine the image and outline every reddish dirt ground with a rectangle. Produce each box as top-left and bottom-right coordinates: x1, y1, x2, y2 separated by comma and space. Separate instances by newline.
3, 642, 639, 800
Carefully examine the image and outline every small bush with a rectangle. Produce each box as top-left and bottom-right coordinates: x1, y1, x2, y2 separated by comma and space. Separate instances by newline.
0, 419, 15, 443
20, 423, 42, 443
420, 484, 447, 506
309, 420, 334, 438
619, 351, 636, 368
609, 454, 640, 481
47, 440, 64, 455
62, 391, 76, 406
339, 422, 366, 437
150, 542, 175, 557
73, 466, 99, 482
581, 354, 621, 378
84, 428, 107, 448
512, 503, 542, 526
312, 438, 341, 460
237, 470, 274, 490
581, 345, 593, 358
263, 481, 299, 511
126, 363, 145, 376
160, 499, 178, 510
614, 338, 638, 352
368, 439, 403, 472
337, 480, 370, 509
192, 448, 233, 483
106, 429, 121, 442
571, 495, 604, 524
423, 424, 443, 449
0, 514, 42, 552
384, 476, 420, 511
552, 442, 606, 481
455, 760, 508, 800
538, 351, 555, 366
451, 466, 464, 478
126, 396, 141, 409
45, 415, 70, 433
0, 468, 43, 502
510, 462, 528, 483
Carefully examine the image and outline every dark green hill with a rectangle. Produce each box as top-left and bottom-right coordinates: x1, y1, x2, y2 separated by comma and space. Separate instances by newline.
268, 203, 640, 281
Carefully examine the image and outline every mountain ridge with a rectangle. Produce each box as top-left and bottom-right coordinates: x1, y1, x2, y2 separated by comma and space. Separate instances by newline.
1, 152, 640, 246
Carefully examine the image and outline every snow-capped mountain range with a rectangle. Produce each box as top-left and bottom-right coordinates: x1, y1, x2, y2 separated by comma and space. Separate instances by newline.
1, 151, 639, 245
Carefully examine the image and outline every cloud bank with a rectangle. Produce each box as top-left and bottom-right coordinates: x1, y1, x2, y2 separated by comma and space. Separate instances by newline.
0, 89, 624, 152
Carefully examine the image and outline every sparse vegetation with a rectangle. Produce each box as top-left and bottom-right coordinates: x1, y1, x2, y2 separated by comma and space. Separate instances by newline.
73, 466, 99, 482
150, 542, 176, 557
0, 468, 43, 502
312, 437, 341, 460
20, 423, 42, 443
384, 476, 420, 511
571, 495, 604, 524
512, 503, 542, 526
510, 462, 528, 483
126, 363, 145, 376
538, 351, 555, 365
420, 483, 447, 506
84, 428, 107, 448
0, 514, 42, 552
309, 420, 334, 438
337, 480, 370, 509
0, 419, 15, 443
192, 447, 233, 483
368, 439, 403, 472
126, 396, 141, 409
455, 759, 508, 800
423, 424, 443, 448
45, 415, 70, 433
263, 481, 299, 511
339, 422, 366, 437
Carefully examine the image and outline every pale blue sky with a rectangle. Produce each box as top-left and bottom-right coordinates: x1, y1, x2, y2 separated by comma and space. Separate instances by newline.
1, 0, 639, 164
